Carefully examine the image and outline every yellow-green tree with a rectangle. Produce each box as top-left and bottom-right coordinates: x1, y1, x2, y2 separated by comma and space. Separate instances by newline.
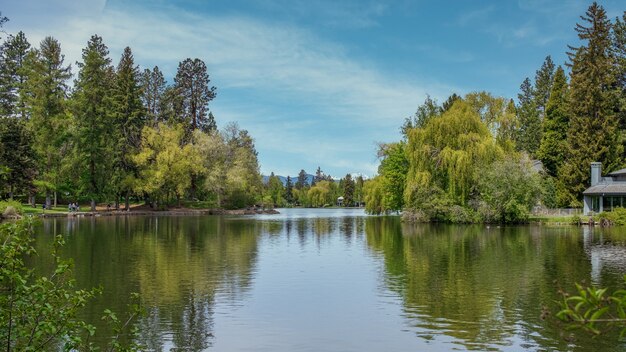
133, 123, 204, 207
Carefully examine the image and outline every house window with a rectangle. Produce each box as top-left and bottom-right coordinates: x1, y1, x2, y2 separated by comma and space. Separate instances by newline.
592, 196, 600, 212
603, 196, 611, 211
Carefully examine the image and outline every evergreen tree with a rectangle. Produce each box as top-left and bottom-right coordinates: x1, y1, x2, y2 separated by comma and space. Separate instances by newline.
295, 169, 308, 190
343, 173, 355, 207
314, 166, 324, 184
72, 35, 115, 210
515, 77, 542, 156
140, 66, 166, 124
112, 46, 145, 210
0, 117, 36, 199
559, 3, 621, 206
24, 36, 72, 207
174, 58, 217, 135
442, 93, 461, 112
534, 56, 556, 117
614, 12, 626, 158
267, 172, 284, 207
284, 175, 293, 204
538, 66, 569, 178
0, 31, 31, 118
401, 95, 441, 138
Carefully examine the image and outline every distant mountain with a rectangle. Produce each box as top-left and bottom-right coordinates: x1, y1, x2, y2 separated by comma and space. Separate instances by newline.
262, 174, 314, 186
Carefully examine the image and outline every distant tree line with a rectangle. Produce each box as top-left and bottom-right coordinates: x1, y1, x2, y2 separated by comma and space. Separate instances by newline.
263, 166, 365, 208
0, 16, 262, 210
365, 3, 626, 223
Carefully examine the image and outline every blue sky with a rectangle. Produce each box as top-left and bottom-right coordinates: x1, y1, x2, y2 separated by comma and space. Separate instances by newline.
3, 0, 625, 178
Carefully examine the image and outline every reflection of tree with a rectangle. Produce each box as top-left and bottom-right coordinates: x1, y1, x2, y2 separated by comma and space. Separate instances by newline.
365, 217, 623, 350
32, 216, 260, 351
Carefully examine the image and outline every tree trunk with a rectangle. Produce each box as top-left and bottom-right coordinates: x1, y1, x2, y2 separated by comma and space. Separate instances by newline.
90, 198, 96, 212
46, 192, 51, 209
54, 191, 57, 207
125, 191, 130, 211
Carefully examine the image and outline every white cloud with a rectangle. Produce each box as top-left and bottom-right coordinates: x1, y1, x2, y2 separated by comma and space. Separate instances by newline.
6, 1, 456, 176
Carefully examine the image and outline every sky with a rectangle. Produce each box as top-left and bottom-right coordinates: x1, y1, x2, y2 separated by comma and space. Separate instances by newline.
2, 0, 625, 178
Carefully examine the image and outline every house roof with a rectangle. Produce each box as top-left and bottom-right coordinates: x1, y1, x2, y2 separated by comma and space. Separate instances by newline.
583, 183, 626, 195
609, 168, 626, 176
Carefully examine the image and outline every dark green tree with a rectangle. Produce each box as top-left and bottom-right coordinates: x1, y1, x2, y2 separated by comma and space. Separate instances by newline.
559, 3, 622, 206
534, 56, 556, 117
112, 46, 145, 210
0, 31, 30, 119
442, 93, 461, 112
24, 36, 72, 207
174, 58, 217, 135
0, 117, 36, 199
342, 173, 355, 207
515, 77, 542, 156
140, 66, 166, 124
295, 169, 308, 190
314, 166, 324, 185
538, 66, 569, 178
284, 175, 293, 204
401, 95, 441, 138
71, 35, 115, 211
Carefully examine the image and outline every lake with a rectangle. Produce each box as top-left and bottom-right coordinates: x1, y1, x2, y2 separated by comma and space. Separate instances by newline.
32, 208, 626, 351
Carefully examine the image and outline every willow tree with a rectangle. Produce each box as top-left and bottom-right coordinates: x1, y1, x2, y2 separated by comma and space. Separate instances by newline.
404, 99, 504, 209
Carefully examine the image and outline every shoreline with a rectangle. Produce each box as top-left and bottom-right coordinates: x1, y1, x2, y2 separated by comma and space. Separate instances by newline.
32, 208, 280, 218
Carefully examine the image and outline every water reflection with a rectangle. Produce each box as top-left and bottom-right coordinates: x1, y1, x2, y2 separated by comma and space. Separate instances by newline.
30, 212, 626, 352
365, 217, 625, 351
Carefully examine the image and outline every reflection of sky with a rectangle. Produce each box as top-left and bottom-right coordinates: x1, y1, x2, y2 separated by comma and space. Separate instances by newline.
4, 0, 626, 178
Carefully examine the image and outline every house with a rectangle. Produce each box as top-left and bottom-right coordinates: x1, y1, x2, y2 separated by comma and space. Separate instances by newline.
583, 162, 626, 215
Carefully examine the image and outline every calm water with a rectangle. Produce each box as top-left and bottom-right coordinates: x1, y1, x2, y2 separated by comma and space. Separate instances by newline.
31, 208, 626, 351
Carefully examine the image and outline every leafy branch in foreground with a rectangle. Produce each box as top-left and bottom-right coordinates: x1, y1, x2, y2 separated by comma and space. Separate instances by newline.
0, 217, 143, 351
550, 278, 626, 338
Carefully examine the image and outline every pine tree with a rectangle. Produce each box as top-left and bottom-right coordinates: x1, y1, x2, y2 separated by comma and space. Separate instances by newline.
112, 46, 145, 210
614, 12, 626, 158
0, 31, 31, 118
295, 169, 308, 190
534, 56, 556, 117
284, 175, 293, 204
314, 166, 324, 185
343, 173, 355, 207
24, 36, 72, 207
0, 117, 36, 199
401, 95, 440, 138
538, 66, 569, 178
140, 66, 166, 124
174, 58, 217, 135
559, 3, 621, 206
72, 35, 115, 211
515, 77, 542, 156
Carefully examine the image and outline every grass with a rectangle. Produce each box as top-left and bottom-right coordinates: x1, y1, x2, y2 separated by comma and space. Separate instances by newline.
529, 214, 590, 224
22, 204, 68, 215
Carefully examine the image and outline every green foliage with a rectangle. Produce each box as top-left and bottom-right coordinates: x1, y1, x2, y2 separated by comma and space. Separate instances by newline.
597, 207, 626, 226
560, 3, 622, 206
0, 218, 143, 351
476, 157, 543, 223
0, 200, 23, 216
516, 77, 542, 156
537, 66, 569, 178
555, 278, 626, 338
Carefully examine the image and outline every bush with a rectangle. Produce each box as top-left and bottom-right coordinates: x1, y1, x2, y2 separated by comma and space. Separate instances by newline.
597, 207, 626, 226
0, 200, 23, 217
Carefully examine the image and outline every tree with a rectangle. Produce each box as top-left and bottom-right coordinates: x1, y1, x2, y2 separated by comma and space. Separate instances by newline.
314, 166, 324, 185
401, 95, 441, 138
133, 123, 204, 207
284, 176, 294, 204
266, 172, 284, 207
112, 46, 145, 210
24, 36, 72, 207
377, 142, 408, 213
0, 31, 31, 119
221, 122, 262, 208
140, 66, 166, 124
364, 177, 385, 214
442, 93, 461, 112
516, 77, 542, 156
0, 117, 36, 199
195, 129, 227, 207
537, 66, 569, 178
534, 56, 556, 117
354, 175, 364, 207
342, 174, 355, 207
71, 35, 115, 211
404, 99, 503, 217
295, 169, 308, 190
174, 58, 217, 135
559, 3, 621, 206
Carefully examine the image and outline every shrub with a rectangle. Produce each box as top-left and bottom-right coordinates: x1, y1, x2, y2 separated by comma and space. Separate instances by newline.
0, 200, 23, 217
597, 207, 626, 226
